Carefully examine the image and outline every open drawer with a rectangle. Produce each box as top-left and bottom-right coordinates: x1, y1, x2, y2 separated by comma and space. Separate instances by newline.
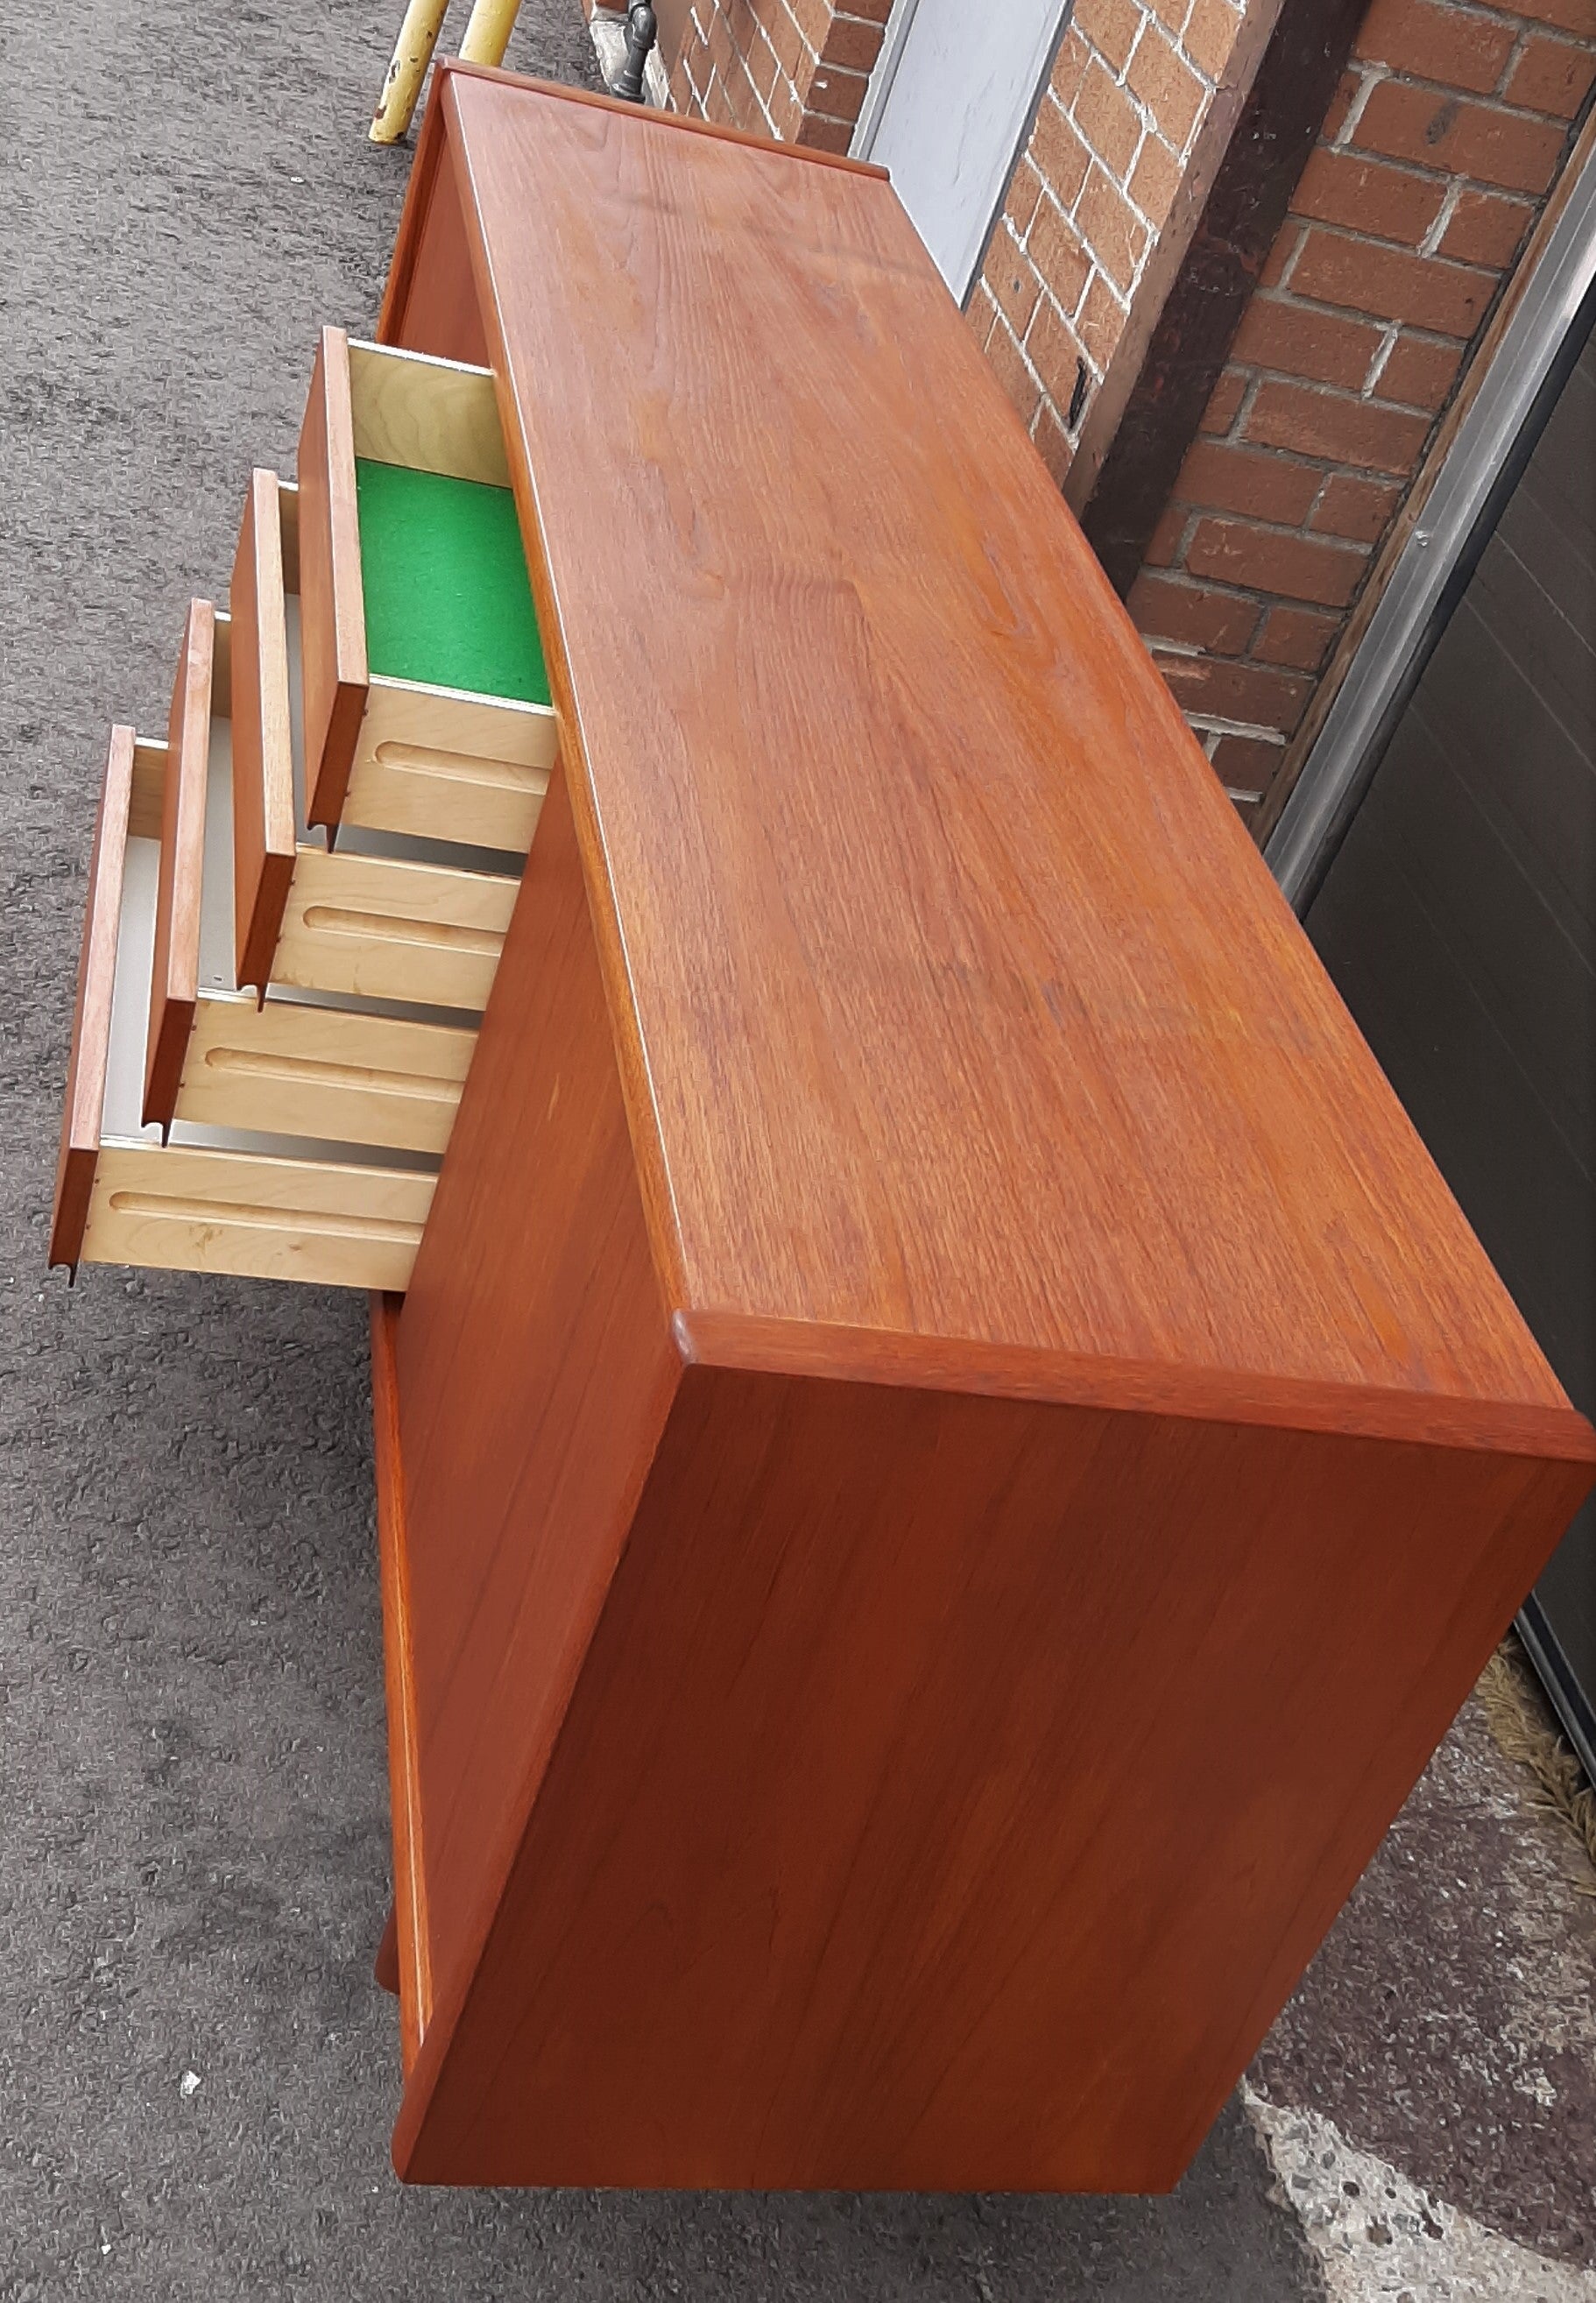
298, 329, 556, 850
229, 468, 521, 1004
143, 595, 477, 1149
50, 726, 439, 1290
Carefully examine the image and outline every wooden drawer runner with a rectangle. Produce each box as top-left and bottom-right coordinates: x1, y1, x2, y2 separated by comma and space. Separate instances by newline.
50, 725, 440, 1290
299, 330, 556, 851
229, 470, 521, 1004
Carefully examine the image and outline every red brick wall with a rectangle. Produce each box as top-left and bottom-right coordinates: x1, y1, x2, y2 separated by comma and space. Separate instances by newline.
1125, 0, 1596, 831
965, 0, 1259, 489
660, 0, 891, 148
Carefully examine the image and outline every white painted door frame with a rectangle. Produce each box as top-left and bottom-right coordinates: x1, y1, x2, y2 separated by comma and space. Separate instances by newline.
852, 0, 1071, 304
851, 0, 923, 162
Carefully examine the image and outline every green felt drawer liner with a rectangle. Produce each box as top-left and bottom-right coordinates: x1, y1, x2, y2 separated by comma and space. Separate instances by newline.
355, 457, 551, 707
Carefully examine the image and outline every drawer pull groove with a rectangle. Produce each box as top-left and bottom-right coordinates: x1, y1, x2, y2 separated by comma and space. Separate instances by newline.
106, 1190, 426, 1247
201, 1045, 464, 1105
300, 905, 506, 958
373, 741, 550, 795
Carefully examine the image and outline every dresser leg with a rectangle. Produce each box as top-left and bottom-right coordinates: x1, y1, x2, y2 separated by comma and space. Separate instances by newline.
374, 1903, 400, 1995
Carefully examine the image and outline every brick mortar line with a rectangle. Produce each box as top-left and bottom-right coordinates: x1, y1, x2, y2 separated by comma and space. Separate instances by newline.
1462, 0, 1596, 31
1269, 216, 1500, 281
1243, 286, 1485, 350
1337, 65, 1591, 127
1148, 564, 1375, 618
1302, 145, 1528, 196
1423, 0, 1580, 25
1225, 359, 1479, 418
1331, 63, 1388, 148
1245, 286, 1480, 350
1162, 487, 1388, 540
1362, 319, 1404, 396
1228, 353, 1473, 415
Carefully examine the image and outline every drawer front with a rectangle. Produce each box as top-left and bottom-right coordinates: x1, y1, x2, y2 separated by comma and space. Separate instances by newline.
343, 677, 554, 854
299, 327, 369, 834
52, 725, 137, 1272
175, 994, 474, 1156
144, 599, 215, 1129
271, 847, 516, 1010
231, 469, 297, 993
81, 1141, 434, 1291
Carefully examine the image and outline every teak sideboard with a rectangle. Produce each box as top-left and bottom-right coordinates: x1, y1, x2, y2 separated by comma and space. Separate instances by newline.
53, 62, 1596, 2191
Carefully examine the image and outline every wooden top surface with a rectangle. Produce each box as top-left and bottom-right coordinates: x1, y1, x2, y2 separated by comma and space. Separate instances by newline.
446, 69, 1578, 1416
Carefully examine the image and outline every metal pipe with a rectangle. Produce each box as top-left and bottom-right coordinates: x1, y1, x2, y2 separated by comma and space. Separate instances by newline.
370, 0, 452, 145
460, 0, 522, 67
613, 2, 658, 102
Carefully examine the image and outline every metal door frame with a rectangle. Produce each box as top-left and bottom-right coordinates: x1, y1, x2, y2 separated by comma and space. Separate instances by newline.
1266, 129, 1596, 1781
1267, 134, 1596, 915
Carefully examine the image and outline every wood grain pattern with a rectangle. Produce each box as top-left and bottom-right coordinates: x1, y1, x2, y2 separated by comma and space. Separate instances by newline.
393, 761, 682, 2050
128, 738, 167, 844
269, 846, 517, 1011
393, 1349, 1592, 2187
442, 71, 1580, 1420
298, 328, 371, 832
378, 95, 491, 366
81, 1142, 434, 1290
175, 993, 473, 1155
343, 677, 554, 853
144, 599, 215, 1128
50, 724, 136, 1273
349, 341, 510, 487
377, 61, 886, 358
371, 1289, 431, 2067
674, 1309, 1596, 1462
230, 470, 298, 993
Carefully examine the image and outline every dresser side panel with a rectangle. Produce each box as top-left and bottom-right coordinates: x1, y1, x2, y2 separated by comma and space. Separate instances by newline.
392, 760, 681, 2024
398, 1363, 1586, 2188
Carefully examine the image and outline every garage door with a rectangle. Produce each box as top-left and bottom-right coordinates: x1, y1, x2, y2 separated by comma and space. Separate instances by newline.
1307, 318, 1596, 1770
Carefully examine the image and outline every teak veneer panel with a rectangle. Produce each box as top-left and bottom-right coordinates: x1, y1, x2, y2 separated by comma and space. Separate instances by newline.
231, 469, 297, 994
394, 762, 680, 2030
52, 724, 137, 1272
298, 329, 369, 832
144, 600, 214, 1129
434, 69, 1565, 1412
392, 1347, 1590, 2189
371, 68, 1596, 2192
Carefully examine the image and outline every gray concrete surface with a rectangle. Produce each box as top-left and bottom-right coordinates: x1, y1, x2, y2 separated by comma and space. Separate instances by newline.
4, 3, 1591, 2297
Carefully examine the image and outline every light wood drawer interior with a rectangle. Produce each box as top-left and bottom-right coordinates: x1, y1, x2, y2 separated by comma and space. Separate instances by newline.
53, 340, 549, 1291
230, 471, 522, 1007
299, 330, 556, 852
52, 728, 440, 1291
